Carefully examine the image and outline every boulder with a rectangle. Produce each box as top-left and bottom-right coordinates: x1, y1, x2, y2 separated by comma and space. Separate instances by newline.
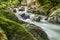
33, 15, 42, 22
21, 13, 30, 20
48, 17, 56, 23
48, 9, 60, 24
15, 14, 49, 40
18, 6, 25, 11
0, 17, 37, 40
35, 9, 45, 15
27, 8, 45, 15
21, 23, 49, 40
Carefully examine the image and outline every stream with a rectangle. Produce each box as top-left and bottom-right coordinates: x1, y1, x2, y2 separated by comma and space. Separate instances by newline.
13, 6, 60, 40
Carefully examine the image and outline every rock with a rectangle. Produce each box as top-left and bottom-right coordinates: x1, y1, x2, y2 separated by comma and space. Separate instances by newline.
48, 17, 56, 23
27, 8, 36, 13
57, 17, 60, 24
22, 23, 49, 40
21, 13, 30, 19
35, 9, 45, 15
48, 9, 60, 24
33, 15, 42, 22
27, 8, 45, 15
0, 17, 37, 40
18, 6, 25, 11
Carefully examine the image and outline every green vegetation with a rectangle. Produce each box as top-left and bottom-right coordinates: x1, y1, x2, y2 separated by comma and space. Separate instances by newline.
0, 0, 22, 6
0, 27, 8, 40
0, 0, 60, 40
38, 0, 60, 16
0, 17, 37, 40
0, 8, 19, 23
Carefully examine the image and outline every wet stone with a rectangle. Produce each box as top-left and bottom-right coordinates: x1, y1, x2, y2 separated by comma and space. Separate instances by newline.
18, 7, 25, 11
33, 15, 42, 22
21, 13, 30, 20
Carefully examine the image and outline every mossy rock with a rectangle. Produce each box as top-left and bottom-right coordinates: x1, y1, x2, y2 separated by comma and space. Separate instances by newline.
21, 22, 49, 40
0, 8, 21, 23
0, 17, 37, 40
48, 9, 60, 24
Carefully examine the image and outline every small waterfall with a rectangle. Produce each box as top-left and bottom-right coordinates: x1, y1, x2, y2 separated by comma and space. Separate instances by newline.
13, 6, 60, 40
14, 6, 35, 22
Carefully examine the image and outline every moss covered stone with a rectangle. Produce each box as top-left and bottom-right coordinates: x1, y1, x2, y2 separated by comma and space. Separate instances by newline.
0, 17, 37, 40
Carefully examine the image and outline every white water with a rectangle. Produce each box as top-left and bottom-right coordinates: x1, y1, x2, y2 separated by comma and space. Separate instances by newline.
14, 6, 60, 40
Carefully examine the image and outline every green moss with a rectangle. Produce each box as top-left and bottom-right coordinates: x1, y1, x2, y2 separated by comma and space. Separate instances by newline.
0, 0, 22, 7
0, 17, 37, 40
0, 27, 8, 40
0, 8, 20, 23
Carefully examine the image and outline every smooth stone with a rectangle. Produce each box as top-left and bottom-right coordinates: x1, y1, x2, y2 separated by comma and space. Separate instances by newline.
20, 13, 30, 20
33, 15, 42, 22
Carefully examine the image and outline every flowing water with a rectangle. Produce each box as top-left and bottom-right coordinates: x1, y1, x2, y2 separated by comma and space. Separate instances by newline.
14, 6, 60, 40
